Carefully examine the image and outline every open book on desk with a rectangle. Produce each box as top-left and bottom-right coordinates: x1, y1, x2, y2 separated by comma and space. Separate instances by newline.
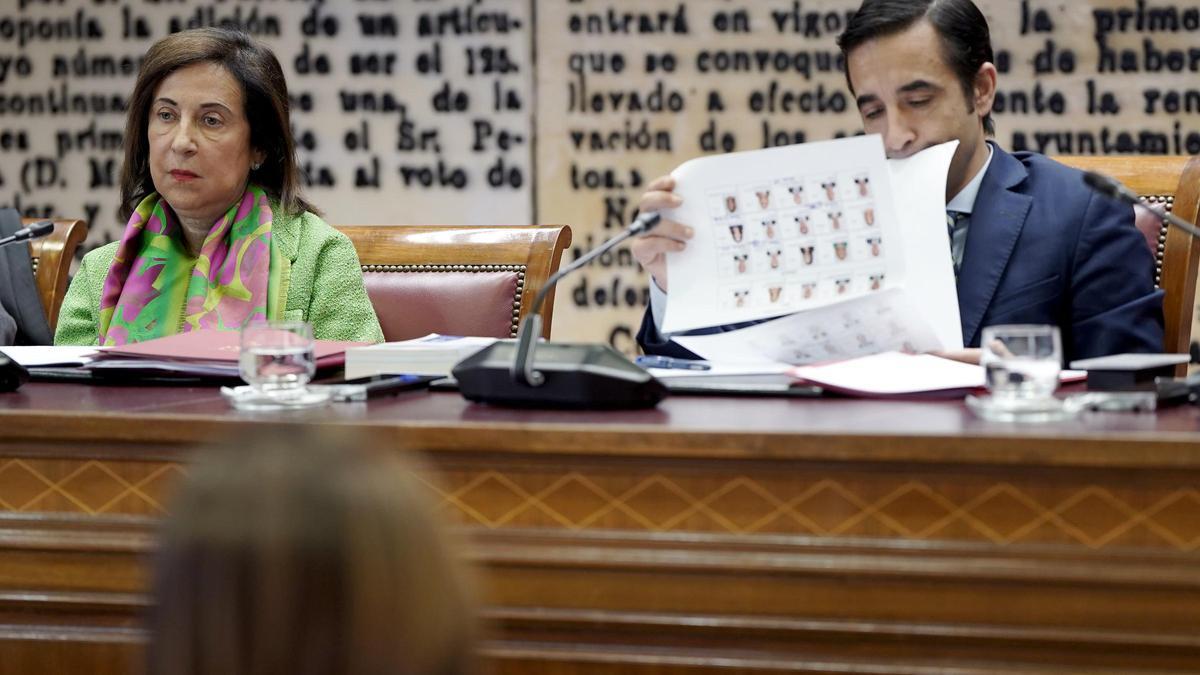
651, 352, 1086, 399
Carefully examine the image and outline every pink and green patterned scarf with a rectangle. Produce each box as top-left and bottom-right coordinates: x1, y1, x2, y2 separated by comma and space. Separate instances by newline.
98, 184, 283, 346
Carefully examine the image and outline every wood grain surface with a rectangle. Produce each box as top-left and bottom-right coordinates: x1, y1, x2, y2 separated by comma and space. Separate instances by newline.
1, 382, 1199, 673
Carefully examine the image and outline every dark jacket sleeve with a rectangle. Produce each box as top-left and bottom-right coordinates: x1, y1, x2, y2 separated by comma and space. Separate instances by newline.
635, 305, 774, 360
0, 306, 15, 346
1065, 192, 1164, 359
635, 306, 704, 359
0, 209, 53, 346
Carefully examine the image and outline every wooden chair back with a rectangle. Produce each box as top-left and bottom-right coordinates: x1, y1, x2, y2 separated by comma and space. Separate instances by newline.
1052, 156, 1200, 366
335, 225, 572, 341
22, 217, 88, 334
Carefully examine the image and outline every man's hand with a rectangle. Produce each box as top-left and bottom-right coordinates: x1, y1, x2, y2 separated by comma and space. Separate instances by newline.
631, 175, 693, 293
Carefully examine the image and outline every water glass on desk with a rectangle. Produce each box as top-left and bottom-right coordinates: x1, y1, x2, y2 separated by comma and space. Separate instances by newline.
980, 324, 1062, 403
239, 320, 316, 397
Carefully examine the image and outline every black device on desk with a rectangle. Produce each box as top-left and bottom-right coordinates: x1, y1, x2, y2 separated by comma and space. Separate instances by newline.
0, 350, 29, 392
1070, 353, 1192, 392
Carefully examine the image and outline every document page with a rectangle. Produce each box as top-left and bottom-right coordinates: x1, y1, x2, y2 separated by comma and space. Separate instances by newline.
661, 135, 902, 334
674, 288, 943, 365
886, 142, 963, 350
658, 136, 964, 361
791, 352, 985, 396
0, 346, 98, 367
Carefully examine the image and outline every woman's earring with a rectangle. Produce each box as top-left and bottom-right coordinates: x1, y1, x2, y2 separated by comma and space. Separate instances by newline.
251, 161, 262, 171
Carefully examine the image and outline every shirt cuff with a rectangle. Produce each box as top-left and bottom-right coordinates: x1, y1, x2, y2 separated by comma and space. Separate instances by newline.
649, 279, 669, 334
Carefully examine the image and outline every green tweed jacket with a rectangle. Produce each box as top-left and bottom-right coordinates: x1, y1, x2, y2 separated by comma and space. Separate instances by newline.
54, 210, 385, 346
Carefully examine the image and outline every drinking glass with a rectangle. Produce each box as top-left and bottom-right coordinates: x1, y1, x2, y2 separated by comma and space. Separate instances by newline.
239, 321, 316, 399
979, 324, 1062, 406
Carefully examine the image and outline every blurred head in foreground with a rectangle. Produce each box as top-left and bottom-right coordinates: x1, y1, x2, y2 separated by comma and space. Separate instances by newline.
147, 429, 476, 675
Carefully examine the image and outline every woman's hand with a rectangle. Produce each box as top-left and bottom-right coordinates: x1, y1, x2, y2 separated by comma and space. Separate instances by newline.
631, 175, 692, 293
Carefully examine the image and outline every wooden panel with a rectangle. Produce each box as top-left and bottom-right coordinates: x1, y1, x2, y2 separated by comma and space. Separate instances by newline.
3, 386, 1200, 467
3, 515, 1200, 673
429, 458, 1200, 551
3, 383, 1200, 673
1051, 155, 1192, 196
4, 452, 1200, 550
0, 459, 180, 516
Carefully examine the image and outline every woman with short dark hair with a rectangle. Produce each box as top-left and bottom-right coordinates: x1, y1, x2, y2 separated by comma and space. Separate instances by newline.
55, 28, 382, 346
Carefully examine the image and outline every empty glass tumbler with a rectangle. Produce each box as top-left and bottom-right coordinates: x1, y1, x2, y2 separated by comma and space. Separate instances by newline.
980, 324, 1062, 404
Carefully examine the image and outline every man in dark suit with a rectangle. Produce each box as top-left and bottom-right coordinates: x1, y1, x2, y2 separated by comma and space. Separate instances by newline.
633, 0, 1162, 363
0, 209, 53, 346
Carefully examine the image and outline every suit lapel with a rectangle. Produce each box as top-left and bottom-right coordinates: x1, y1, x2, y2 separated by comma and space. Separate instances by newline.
957, 145, 1033, 346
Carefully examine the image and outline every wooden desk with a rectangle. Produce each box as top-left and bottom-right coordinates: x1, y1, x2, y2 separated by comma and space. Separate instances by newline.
2, 382, 1200, 674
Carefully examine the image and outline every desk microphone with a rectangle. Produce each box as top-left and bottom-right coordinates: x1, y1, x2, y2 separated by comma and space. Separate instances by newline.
454, 212, 668, 408
1082, 171, 1200, 240
0, 220, 54, 249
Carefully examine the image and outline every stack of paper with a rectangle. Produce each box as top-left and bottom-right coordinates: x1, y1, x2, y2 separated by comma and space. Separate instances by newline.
0, 346, 99, 368
790, 352, 985, 398
645, 353, 982, 397
345, 334, 498, 378
644, 362, 798, 386
6, 331, 361, 382
648, 352, 1087, 399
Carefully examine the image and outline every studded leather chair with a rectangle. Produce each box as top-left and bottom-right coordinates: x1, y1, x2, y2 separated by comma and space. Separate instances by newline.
1053, 156, 1200, 371
335, 225, 572, 341
22, 217, 88, 334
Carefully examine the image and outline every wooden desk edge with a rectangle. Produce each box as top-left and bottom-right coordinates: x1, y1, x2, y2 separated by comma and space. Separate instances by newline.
2, 408, 1200, 469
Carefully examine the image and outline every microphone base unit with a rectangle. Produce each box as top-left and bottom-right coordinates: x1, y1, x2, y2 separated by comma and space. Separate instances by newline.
0, 351, 29, 393
453, 341, 667, 409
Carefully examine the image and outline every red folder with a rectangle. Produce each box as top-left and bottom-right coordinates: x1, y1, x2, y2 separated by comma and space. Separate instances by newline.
82, 329, 365, 381
99, 328, 363, 368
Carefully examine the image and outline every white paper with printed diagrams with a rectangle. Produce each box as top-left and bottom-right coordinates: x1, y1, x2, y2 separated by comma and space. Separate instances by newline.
658, 136, 962, 363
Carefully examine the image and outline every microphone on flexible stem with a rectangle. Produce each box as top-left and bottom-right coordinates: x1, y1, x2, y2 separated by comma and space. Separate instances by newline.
0, 220, 54, 249
512, 211, 661, 387
453, 212, 669, 409
1082, 171, 1200, 240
